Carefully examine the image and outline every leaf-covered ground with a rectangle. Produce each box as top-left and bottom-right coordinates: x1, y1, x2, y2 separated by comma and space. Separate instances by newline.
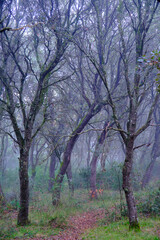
27, 209, 105, 240
52, 209, 105, 240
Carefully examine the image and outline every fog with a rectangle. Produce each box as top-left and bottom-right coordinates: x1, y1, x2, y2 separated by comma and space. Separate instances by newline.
0, 0, 160, 231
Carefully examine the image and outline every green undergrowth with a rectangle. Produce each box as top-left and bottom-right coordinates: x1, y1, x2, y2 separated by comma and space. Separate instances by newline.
1, 189, 160, 239
82, 217, 160, 240
0, 223, 59, 239
0, 189, 104, 239
0, 208, 60, 239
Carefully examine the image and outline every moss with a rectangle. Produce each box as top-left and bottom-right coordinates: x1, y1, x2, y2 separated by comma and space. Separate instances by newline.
129, 221, 140, 231
17, 219, 31, 226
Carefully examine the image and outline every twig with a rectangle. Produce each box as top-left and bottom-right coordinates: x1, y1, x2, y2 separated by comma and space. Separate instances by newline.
133, 143, 151, 150
0, 22, 44, 33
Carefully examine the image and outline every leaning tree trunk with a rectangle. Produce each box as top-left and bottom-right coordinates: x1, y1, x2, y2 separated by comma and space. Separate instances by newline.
17, 148, 30, 226
123, 137, 140, 230
52, 138, 74, 206
52, 103, 103, 205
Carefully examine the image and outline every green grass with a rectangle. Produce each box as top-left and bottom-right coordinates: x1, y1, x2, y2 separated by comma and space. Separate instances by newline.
0, 210, 60, 239
0, 189, 91, 239
0, 189, 160, 239
82, 217, 160, 240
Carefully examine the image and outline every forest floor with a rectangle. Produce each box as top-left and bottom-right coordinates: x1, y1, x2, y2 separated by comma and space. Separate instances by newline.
51, 208, 105, 240
1, 190, 160, 239
0, 208, 105, 240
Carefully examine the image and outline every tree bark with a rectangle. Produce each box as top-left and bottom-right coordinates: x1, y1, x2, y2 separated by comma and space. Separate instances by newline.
141, 125, 160, 189
0, 182, 5, 205
90, 121, 109, 199
48, 152, 57, 192
29, 140, 36, 189
86, 135, 91, 169
0, 135, 8, 177
141, 157, 157, 189
90, 154, 98, 199
66, 162, 74, 196
123, 137, 140, 230
17, 148, 30, 226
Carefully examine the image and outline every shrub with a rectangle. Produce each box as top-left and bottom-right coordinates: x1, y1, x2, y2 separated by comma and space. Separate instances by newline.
137, 188, 160, 216
31, 167, 50, 192
73, 162, 123, 191
96, 162, 123, 191
73, 168, 91, 189
5, 192, 19, 209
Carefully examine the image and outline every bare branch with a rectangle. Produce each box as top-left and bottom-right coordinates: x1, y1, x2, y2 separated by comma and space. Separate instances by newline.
0, 22, 44, 33
135, 93, 160, 138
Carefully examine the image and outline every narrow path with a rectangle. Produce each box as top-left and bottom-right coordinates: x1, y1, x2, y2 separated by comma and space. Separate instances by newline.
51, 208, 105, 240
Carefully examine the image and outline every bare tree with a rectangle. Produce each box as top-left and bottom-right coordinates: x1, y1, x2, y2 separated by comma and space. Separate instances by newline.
0, 0, 81, 225
76, 0, 159, 229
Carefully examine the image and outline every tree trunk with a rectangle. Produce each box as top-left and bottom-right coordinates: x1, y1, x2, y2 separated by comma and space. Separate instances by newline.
31, 167, 36, 188
0, 135, 8, 177
52, 137, 75, 206
48, 152, 57, 192
52, 103, 103, 205
17, 149, 30, 226
90, 121, 109, 199
0, 182, 5, 205
30, 140, 36, 189
141, 157, 156, 189
141, 125, 160, 189
66, 162, 74, 196
86, 135, 91, 169
90, 155, 98, 199
123, 138, 140, 230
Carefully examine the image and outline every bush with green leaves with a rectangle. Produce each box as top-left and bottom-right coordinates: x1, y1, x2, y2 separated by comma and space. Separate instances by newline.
96, 162, 123, 191
137, 188, 160, 216
73, 168, 91, 189
30, 166, 50, 192
73, 162, 123, 191
1, 169, 19, 194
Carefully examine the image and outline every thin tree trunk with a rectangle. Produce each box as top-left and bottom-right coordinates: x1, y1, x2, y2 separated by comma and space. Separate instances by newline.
66, 162, 74, 196
141, 126, 160, 189
86, 135, 91, 169
44, 158, 49, 175
31, 166, 36, 188
0, 135, 8, 177
90, 154, 98, 199
48, 152, 57, 192
0, 182, 5, 205
123, 138, 140, 230
17, 149, 30, 226
90, 121, 109, 199
141, 157, 156, 189
30, 140, 35, 189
